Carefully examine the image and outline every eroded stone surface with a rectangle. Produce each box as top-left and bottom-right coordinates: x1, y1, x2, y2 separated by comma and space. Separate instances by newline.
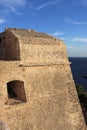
0, 28, 86, 130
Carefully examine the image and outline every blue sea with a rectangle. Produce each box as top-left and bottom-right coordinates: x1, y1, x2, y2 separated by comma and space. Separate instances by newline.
69, 57, 87, 90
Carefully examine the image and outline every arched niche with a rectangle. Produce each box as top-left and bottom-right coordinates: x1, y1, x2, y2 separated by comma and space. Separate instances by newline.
6, 80, 27, 105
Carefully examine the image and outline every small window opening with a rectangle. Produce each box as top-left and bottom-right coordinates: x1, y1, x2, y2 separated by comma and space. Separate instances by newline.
6, 80, 27, 105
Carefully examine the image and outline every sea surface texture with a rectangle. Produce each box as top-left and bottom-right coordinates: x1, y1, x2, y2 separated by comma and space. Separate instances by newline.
69, 57, 87, 90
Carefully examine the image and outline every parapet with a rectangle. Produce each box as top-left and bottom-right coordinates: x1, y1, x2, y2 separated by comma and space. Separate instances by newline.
0, 28, 68, 64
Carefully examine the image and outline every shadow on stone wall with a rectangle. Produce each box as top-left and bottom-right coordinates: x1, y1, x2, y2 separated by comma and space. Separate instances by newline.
0, 33, 20, 61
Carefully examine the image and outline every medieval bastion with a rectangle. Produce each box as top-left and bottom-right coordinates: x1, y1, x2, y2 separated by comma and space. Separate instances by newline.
0, 28, 86, 130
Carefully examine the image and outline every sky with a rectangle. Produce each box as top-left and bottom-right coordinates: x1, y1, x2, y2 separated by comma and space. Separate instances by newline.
0, 0, 87, 57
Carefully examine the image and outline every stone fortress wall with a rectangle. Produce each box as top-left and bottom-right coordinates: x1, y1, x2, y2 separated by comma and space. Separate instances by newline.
0, 28, 86, 130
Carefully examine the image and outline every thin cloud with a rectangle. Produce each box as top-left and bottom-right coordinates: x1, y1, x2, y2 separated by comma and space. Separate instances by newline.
6, 4, 22, 15
0, 0, 27, 15
0, 19, 6, 24
0, 0, 27, 6
60, 37, 65, 40
36, 0, 64, 10
67, 45, 74, 49
52, 30, 66, 36
65, 19, 87, 25
67, 44, 87, 57
68, 37, 87, 42
82, 0, 87, 6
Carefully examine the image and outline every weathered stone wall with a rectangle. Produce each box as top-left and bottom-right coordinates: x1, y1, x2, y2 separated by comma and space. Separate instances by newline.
6, 29, 67, 63
19, 44, 68, 64
0, 28, 86, 130
0, 29, 68, 62
0, 62, 86, 130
